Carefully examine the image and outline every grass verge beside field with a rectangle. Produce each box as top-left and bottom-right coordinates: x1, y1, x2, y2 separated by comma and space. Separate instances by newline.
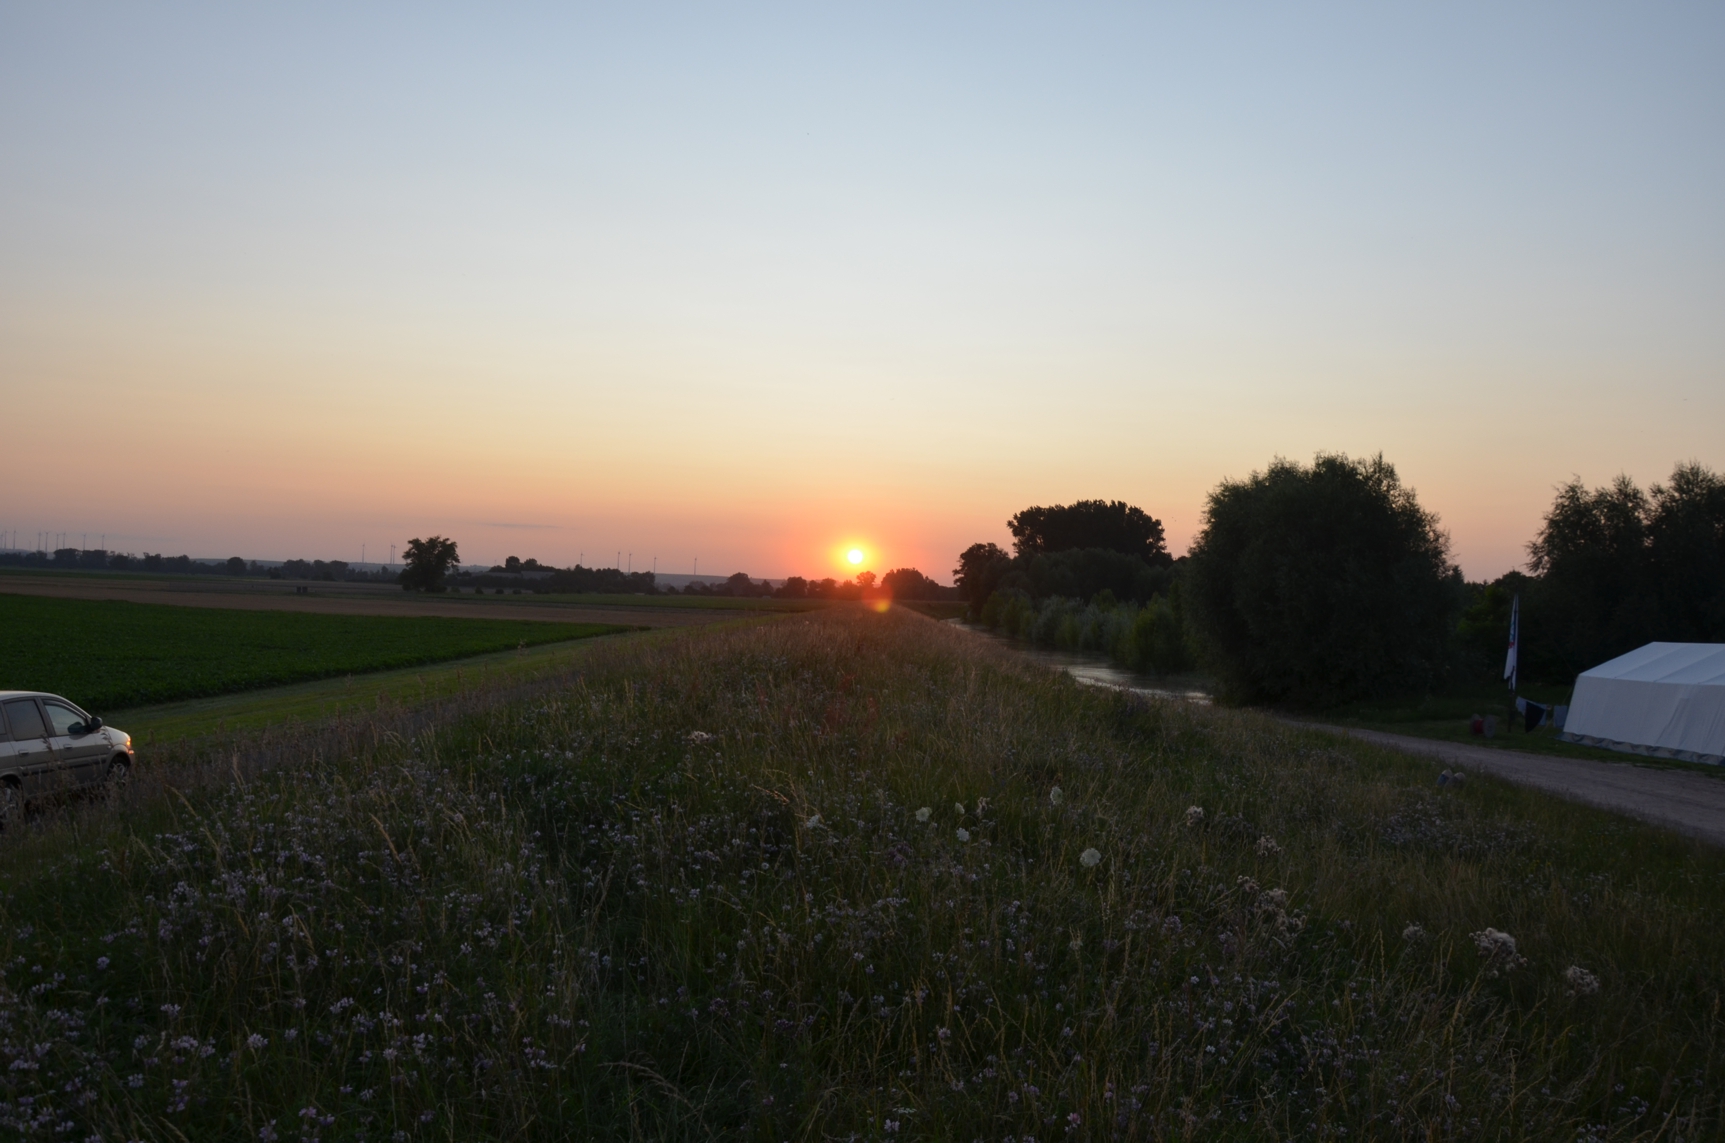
0, 607, 1719, 1140
0, 593, 630, 711
103, 636, 641, 746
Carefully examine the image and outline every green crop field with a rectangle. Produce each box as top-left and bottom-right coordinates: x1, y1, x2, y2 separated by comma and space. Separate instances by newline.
0, 593, 629, 711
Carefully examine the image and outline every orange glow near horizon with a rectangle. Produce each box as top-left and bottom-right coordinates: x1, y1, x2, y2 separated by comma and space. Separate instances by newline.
0, 10, 1721, 587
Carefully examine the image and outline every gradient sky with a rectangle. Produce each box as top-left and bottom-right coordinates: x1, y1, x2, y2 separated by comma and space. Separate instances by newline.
3, 4, 1721, 581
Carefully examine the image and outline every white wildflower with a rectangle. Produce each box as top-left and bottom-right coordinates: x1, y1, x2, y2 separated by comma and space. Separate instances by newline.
955, 828, 970, 843
1563, 965, 1600, 997
1473, 927, 1516, 957
805, 814, 822, 829
246, 1033, 268, 1050
1471, 927, 1528, 977
1255, 835, 1283, 857
1079, 848, 1101, 868
686, 731, 713, 745
954, 802, 966, 816
1402, 922, 1427, 942
1184, 806, 1205, 827
915, 807, 932, 823
975, 797, 989, 814
1049, 786, 1064, 806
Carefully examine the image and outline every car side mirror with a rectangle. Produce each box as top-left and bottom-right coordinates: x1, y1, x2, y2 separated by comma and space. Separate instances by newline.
87, 716, 103, 732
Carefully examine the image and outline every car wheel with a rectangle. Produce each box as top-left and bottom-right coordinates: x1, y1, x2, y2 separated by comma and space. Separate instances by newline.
0, 782, 20, 832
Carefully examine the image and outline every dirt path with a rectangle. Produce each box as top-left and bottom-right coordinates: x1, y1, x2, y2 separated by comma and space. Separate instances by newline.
1316, 725, 1725, 847
0, 575, 733, 628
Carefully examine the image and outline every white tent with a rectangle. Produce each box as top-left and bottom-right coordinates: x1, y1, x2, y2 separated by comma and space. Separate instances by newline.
1561, 642, 1725, 765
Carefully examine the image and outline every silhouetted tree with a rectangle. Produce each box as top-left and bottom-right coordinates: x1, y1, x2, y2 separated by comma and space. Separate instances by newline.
1186, 453, 1459, 706
954, 542, 1013, 616
1007, 500, 1170, 563
400, 536, 460, 592
1646, 462, 1725, 643
1524, 462, 1725, 679
880, 567, 952, 600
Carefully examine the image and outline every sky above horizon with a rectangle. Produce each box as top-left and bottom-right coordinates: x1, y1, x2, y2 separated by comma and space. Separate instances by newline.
3, 4, 1721, 582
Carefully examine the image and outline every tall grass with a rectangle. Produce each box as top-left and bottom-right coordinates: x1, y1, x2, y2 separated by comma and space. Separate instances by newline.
0, 608, 1719, 1140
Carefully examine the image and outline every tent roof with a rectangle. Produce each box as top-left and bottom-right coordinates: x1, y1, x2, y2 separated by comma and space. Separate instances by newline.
1578, 642, 1725, 687
1564, 642, 1725, 764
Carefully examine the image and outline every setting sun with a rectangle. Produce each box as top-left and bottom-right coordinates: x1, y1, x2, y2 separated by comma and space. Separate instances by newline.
846, 548, 865, 565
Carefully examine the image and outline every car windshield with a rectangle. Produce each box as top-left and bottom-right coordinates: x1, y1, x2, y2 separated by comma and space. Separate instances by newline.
42, 701, 86, 737
3, 700, 48, 740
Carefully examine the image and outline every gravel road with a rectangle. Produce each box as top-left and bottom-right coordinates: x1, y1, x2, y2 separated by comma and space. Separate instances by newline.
1319, 725, 1725, 848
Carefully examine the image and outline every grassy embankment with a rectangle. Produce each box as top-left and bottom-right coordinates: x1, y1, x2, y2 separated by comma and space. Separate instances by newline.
103, 638, 637, 746
0, 608, 1720, 1140
0, 593, 629, 712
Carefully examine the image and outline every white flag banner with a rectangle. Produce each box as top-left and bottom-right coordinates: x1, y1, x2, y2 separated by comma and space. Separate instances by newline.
1503, 593, 1520, 691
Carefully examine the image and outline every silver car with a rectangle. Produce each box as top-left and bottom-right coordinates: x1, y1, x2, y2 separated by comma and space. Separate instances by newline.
0, 691, 134, 825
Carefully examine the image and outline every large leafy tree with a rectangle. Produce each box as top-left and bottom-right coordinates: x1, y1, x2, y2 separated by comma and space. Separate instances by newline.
1524, 475, 1652, 679
1525, 462, 1725, 678
1186, 453, 1459, 706
1006, 500, 1169, 562
880, 567, 949, 600
953, 542, 1013, 615
399, 536, 460, 592
1646, 462, 1725, 643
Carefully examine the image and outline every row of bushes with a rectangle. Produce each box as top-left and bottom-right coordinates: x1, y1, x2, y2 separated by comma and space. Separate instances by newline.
978, 588, 1195, 674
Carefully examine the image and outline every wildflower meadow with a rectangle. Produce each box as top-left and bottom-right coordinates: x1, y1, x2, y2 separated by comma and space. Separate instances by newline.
0, 608, 1720, 1140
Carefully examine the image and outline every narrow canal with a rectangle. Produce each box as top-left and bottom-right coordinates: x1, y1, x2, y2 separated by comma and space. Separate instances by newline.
946, 619, 1213, 704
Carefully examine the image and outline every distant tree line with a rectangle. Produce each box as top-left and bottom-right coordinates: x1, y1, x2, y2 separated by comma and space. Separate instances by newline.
768, 568, 958, 602
4, 536, 963, 604
0, 547, 396, 582
405, 543, 961, 602
958, 458, 1725, 708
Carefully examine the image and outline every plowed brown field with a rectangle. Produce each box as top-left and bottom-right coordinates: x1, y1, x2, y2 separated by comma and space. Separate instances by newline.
0, 574, 730, 628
